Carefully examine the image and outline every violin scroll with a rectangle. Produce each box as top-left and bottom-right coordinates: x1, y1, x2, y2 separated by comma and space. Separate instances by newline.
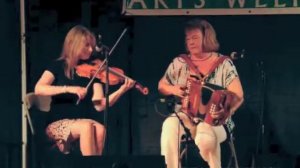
135, 83, 149, 95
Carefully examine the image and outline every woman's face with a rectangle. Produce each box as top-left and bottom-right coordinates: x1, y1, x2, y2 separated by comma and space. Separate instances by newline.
78, 39, 93, 60
185, 29, 203, 55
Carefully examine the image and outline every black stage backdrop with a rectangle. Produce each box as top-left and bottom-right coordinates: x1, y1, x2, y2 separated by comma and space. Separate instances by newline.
0, 0, 22, 168
1, 0, 300, 168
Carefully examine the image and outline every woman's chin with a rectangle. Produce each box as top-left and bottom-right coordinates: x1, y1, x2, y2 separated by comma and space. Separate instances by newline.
80, 56, 90, 60
190, 51, 201, 55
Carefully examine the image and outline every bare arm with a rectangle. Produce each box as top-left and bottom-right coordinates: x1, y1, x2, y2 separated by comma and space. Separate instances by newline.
158, 76, 185, 98
34, 70, 87, 99
92, 78, 135, 112
35, 71, 65, 96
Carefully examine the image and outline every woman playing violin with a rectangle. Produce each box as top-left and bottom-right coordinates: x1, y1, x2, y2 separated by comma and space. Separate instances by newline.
35, 25, 135, 155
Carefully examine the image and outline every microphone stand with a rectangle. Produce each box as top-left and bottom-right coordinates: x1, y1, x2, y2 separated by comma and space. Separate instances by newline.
256, 60, 266, 154
75, 28, 128, 155
251, 60, 266, 168
100, 28, 128, 154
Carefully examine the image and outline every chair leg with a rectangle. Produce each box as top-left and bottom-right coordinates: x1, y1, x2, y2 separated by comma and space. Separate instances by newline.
180, 139, 206, 168
227, 134, 239, 168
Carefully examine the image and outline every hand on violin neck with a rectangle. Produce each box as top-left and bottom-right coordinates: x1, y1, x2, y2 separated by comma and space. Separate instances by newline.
120, 78, 135, 93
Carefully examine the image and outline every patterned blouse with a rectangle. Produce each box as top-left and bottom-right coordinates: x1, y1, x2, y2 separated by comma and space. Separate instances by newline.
163, 54, 239, 132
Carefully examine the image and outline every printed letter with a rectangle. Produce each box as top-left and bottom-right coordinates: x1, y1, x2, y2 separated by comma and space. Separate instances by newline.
274, 0, 286, 7
195, 0, 205, 8
128, 0, 147, 9
228, 0, 246, 8
255, 0, 267, 7
155, 0, 169, 9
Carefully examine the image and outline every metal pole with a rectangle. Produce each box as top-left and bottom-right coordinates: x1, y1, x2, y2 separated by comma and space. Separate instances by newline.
20, 0, 27, 168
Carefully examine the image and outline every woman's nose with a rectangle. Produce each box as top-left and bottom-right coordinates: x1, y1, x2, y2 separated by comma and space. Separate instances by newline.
187, 39, 194, 45
88, 46, 93, 52
187, 41, 194, 47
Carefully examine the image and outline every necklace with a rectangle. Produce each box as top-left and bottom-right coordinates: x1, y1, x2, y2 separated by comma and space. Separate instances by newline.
191, 52, 213, 61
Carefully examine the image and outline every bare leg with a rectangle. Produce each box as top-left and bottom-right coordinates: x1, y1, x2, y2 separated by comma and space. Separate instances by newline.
70, 120, 97, 156
92, 122, 106, 155
195, 123, 226, 168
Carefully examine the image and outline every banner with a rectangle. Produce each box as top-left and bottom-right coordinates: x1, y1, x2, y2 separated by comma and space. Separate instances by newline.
122, 0, 300, 15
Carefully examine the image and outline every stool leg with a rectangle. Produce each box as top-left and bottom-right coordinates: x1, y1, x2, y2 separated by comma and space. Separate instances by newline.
226, 152, 233, 168
227, 134, 239, 168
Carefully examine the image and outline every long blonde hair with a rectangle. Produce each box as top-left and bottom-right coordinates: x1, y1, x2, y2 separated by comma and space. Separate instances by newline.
58, 25, 96, 79
185, 19, 219, 52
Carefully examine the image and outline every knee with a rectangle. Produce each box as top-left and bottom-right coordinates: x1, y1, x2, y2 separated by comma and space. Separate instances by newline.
161, 117, 181, 150
80, 122, 95, 134
195, 134, 217, 153
95, 124, 106, 139
162, 117, 180, 134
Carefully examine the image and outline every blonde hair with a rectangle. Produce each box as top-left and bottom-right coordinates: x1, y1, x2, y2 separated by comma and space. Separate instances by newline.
185, 19, 219, 52
58, 25, 96, 79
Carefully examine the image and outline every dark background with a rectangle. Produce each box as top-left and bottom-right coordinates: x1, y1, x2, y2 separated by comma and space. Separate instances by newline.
1, 0, 300, 167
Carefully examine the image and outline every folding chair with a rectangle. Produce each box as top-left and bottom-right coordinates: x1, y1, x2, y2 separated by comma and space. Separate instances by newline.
24, 92, 51, 168
180, 127, 239, 168
226, 132, 239, 168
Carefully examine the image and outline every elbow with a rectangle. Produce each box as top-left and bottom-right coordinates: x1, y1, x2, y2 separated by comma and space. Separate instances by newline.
158, 83, 170, 96
240, 96, 245, 105
158, 81, 165, 94
34, 84, 49, 96
158, 77, 171, 95
94, 105, 104, 112
237, 93, 244, 106
93, 98, 105, 112
240, 91, 244, 103
34, 85, 43, 95
158, 84, 162, 93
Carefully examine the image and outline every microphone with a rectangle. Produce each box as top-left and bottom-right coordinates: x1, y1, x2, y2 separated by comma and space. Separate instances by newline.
94, 34, 109, 52
94, 34, 103, 52
230, 49, 245, 60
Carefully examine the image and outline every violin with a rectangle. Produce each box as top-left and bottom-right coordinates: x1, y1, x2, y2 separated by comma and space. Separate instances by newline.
75, 59, 149, 95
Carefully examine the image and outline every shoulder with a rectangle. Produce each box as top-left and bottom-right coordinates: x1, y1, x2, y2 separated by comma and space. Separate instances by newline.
217, 54, 238, 78
171, 54, 189, 64
217, 54, 234, 67
164, 54, 189, 75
